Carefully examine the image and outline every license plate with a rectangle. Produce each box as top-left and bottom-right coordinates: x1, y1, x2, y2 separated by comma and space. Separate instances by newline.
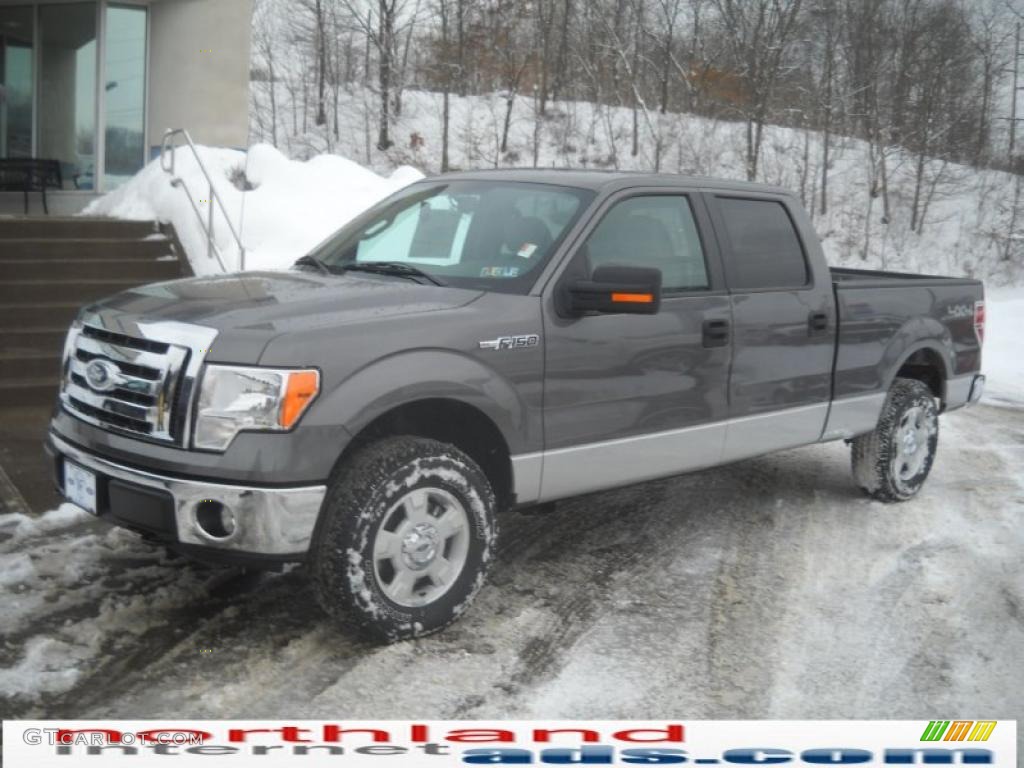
64, 461, 97, 515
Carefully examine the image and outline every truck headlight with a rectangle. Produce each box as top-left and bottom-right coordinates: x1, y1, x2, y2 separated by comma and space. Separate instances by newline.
194, 365, 320, 451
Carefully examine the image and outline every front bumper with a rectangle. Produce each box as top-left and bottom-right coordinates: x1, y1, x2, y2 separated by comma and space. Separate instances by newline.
47, 431, 326, 561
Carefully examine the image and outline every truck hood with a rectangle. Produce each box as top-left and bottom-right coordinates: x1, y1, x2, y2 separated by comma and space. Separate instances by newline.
83, 270, 484, 363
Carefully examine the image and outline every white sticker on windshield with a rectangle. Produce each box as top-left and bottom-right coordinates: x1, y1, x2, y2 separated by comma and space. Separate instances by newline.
517, 243, 538, 259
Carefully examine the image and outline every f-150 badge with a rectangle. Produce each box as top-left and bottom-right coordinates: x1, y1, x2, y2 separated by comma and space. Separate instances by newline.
479, 334, 540, 350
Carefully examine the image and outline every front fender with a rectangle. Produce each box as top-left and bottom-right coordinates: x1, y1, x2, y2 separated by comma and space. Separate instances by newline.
309, 349, 535, 455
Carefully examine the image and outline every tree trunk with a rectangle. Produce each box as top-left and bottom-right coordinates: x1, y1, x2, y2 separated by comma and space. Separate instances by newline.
315, 0, 327, 126
501, 93, 515, 154
551, 0, 572, 104
268, 56, 278, 148
630, 0, 643, 157
456, 0, 466, 96
440, 0, 451, 172
910, 150, 926, 233
377, 2, 394, 151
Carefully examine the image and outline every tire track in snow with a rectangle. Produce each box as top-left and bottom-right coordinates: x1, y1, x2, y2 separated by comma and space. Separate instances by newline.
2, 405, 1020, 724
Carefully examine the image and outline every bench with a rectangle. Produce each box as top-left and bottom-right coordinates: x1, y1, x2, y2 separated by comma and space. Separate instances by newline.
0, 159, 63, 214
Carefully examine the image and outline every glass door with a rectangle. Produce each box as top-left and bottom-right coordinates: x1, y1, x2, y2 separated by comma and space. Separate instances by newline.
103, 4, 146, 189
0, 5, 34, 159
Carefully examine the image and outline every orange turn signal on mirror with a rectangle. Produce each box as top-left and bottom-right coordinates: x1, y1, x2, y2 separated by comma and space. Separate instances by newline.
280, 370, 320, 428
611, 292, 654, 304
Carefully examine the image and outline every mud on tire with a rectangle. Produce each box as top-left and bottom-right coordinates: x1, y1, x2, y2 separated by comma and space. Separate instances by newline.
851, 377, 939, 502
311, 436, 498, 642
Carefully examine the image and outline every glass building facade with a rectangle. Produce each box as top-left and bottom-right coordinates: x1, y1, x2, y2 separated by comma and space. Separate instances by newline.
0, 1, 147, 191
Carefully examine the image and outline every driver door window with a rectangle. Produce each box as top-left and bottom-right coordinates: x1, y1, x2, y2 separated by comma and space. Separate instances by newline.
581, 195, 709, 292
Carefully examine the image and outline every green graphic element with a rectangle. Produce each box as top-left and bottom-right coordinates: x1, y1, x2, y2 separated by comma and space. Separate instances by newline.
921, 721, 951, 741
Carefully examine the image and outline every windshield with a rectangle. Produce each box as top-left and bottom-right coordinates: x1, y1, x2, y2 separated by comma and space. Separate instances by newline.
305, 180, 595, 293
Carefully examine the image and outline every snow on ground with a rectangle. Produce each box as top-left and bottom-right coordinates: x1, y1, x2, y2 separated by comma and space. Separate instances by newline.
0, 294, 1021, 721
984, 289, 1024, 407
82, 143, 423, 275
0, 399, 1020, 726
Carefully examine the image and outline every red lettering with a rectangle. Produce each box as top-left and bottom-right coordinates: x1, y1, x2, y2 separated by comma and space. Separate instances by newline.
612, 725, 685, 743
411, 724, 429, 742
228, 728, 274, 743
321, 727, 390, 743
135, 729, 211, 744
533, 729, 601, 743
447, 729, 516, 743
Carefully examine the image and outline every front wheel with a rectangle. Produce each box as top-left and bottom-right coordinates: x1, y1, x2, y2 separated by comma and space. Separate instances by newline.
311, 436, 497, 642
851, 378, 939, 502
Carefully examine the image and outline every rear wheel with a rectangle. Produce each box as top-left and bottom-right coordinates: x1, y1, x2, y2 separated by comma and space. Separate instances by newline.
311, 436, 497, 642
851, 378, 939, 502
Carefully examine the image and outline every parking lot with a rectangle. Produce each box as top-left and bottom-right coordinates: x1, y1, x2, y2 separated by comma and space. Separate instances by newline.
1, 402, 1022, 726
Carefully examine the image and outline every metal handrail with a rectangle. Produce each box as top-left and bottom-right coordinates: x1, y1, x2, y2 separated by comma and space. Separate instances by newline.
160, 128, 246, 271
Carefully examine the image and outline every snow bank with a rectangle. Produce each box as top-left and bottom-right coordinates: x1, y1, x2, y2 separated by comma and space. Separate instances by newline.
83, 143, 423, 276
983, 289, 1024, 407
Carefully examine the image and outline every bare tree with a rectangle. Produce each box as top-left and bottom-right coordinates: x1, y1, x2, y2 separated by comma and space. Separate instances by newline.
711, 0, 805, 180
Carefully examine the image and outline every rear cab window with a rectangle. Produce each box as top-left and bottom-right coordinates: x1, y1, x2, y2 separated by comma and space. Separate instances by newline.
715, 197, 809, 291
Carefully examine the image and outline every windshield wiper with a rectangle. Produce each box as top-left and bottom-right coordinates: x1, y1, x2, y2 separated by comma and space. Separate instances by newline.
293, 254, 334, 275
341, 262, 446, 286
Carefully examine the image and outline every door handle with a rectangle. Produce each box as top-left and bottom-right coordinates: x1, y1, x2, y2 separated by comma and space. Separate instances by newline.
702, 319, 730, 348
809, 311, 829, 334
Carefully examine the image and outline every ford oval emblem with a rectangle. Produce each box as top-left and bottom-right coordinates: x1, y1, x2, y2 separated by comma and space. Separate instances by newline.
85, 359, 119, 392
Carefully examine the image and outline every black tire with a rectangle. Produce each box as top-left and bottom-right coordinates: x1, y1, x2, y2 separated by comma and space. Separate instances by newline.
311, 435, 497, 642
851, 378, 939, 502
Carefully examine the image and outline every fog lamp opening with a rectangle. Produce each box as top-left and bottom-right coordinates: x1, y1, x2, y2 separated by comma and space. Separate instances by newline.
194, 499, 236, 539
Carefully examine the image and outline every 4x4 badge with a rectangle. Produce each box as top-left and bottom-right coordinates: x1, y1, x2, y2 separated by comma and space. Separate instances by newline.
479, 334, 540, 351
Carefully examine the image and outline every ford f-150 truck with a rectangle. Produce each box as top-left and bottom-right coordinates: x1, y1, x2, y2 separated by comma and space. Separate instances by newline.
46, 170, 985, 641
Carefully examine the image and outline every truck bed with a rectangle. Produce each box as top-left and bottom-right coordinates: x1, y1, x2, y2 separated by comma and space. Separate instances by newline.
831, 266, 981, 289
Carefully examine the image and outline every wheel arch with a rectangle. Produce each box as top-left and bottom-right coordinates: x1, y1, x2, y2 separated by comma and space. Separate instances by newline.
889, 341, 952, 403
336, 397, 516, 511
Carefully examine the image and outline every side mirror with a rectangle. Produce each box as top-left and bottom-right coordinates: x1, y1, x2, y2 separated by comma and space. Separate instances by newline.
560, 265, 662, 316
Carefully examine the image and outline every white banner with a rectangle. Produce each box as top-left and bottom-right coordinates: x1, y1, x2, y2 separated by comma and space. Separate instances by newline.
1, 719, 1016, 767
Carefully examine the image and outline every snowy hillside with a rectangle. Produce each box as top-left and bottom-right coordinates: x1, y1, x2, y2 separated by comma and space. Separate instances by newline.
251, 85, 1024, 287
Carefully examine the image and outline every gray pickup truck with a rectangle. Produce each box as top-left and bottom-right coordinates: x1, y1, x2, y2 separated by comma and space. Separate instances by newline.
46, 170, 985, 640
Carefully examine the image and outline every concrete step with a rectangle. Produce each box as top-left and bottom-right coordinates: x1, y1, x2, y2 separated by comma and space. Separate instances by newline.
0, 256, 182, 281
0, 351, 62, 382
0, 303, 83, 328
0, 217, 159, 240
0, 377, 60, 407
0, 279, 143, 304
0, 328, 67, 358
0, 238, 174, 261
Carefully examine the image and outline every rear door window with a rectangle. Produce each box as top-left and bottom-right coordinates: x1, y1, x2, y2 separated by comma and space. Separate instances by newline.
716, 197, 808, 290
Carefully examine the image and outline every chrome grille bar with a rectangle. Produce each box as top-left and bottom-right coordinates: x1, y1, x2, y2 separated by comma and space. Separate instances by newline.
59, 318, 217, 446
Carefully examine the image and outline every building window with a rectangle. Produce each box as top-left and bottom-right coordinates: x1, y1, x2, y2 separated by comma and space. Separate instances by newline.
39, 2, 98, 190
0, 5, 34, 160
103, 4, 146, 189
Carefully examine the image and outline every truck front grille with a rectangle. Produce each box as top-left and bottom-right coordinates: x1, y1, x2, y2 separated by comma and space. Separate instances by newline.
61, 324, 191, 444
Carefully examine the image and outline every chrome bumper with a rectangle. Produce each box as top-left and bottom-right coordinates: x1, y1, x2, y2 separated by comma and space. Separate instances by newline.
49, 432, 325, 557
